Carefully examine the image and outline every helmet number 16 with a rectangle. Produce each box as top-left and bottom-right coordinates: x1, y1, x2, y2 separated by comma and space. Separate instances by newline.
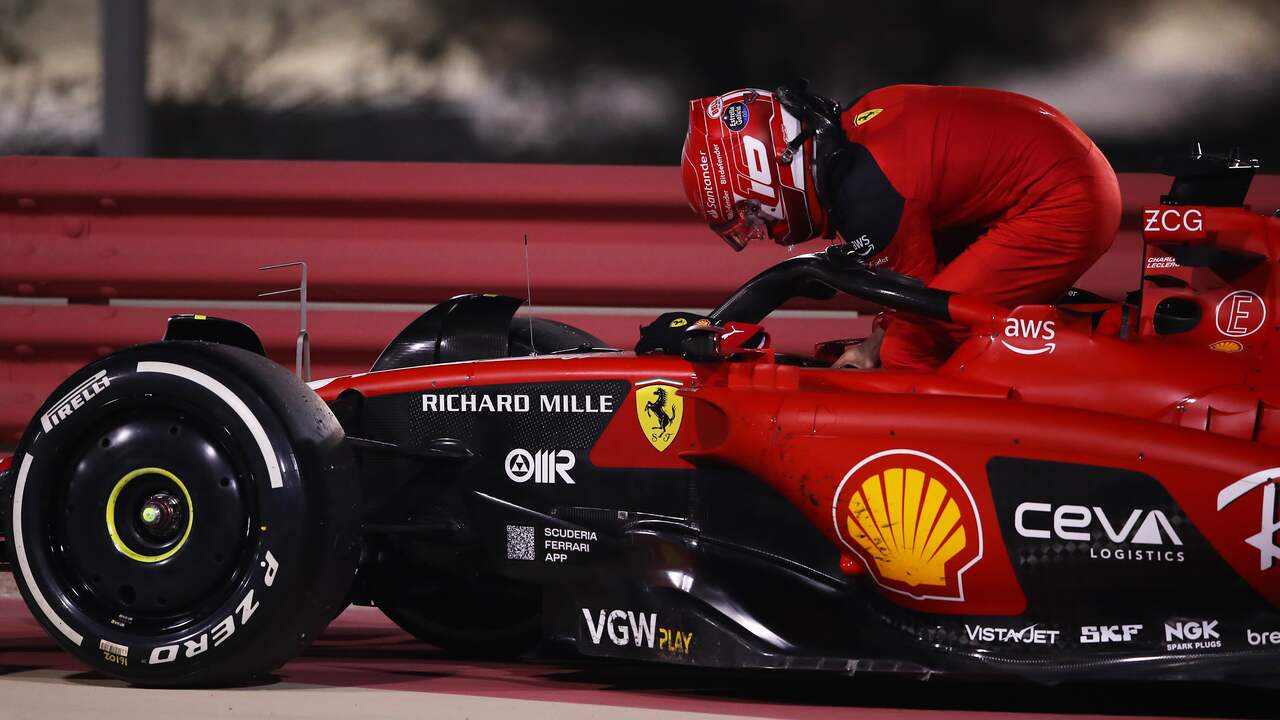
741, 136, 777, 200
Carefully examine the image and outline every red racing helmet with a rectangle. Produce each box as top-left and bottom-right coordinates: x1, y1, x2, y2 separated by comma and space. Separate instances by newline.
681, 88, 828, 250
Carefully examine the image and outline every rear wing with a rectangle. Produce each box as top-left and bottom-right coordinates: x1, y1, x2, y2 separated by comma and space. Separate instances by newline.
1160, 146, 1258, 208
1140, 148, 1265, 259
1138, 147, 1275, 345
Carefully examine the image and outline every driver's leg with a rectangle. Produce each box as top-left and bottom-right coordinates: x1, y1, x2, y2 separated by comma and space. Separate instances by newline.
878, 170, 1120, 370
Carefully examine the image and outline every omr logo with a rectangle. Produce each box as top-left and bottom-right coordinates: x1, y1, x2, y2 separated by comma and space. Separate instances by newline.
1215, 290, 1266, 338
832, 450, 982, 602
505, 449, 575, 484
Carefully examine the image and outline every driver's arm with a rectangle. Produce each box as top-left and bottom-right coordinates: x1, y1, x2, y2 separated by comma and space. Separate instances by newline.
833, 322, 886, 369
828, 144, 937, 369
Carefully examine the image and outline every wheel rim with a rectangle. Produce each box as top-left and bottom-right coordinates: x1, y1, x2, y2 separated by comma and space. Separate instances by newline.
50, 408, 256, 633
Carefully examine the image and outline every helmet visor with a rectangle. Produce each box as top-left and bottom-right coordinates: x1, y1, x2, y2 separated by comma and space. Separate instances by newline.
710, 200, 771, 251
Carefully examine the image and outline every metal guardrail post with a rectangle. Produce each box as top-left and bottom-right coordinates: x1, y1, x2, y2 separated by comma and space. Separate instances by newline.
100, 0, 151, 157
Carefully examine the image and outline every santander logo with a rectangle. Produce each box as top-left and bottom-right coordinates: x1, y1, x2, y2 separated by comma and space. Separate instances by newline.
1000, 317, 1057, 356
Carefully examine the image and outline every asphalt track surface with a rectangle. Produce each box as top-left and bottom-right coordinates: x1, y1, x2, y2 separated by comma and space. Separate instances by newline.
0, 598, 1275, 720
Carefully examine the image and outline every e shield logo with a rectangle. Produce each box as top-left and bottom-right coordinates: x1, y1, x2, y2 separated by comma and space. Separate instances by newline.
1215, 290, 1266, 339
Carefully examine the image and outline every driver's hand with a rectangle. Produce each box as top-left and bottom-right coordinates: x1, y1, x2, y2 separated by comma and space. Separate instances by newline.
833, 325, 885, 369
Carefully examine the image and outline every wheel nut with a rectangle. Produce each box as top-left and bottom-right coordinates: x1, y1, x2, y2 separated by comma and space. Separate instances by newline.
140, 505, 161, 525
139, 493, 182, 536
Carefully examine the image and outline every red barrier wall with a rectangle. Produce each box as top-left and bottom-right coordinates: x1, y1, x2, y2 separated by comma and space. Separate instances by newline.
2, 155, 1279, 441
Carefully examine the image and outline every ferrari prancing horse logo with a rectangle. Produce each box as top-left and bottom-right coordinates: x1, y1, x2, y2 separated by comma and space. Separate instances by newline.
635, 380, 683, 452
854, 108, 883, 126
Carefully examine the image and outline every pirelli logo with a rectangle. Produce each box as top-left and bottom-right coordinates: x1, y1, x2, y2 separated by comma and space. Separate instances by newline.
41, 370, 110, 432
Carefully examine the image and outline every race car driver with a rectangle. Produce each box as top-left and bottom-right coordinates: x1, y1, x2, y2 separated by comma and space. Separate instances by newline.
680, 83, 1121, 370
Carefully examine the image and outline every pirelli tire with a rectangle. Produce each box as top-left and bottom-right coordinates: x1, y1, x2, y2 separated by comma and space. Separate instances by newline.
376, 569, 541, 658
2, 342, 359, 687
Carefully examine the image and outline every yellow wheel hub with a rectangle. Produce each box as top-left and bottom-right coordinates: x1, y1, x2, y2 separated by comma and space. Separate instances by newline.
105, 467, 194, 563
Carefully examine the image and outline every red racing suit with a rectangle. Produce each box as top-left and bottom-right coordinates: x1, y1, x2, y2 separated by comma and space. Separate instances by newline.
827, 85, 1121, 370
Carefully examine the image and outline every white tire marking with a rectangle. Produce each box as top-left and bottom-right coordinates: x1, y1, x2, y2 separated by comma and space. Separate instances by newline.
12, 454, 84, 646
136, 361, 283, 489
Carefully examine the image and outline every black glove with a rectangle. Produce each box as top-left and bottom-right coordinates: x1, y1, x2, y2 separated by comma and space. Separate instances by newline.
635, 312, 709, 355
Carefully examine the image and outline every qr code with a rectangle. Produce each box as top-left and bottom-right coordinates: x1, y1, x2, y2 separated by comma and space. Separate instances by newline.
506, 525, 536, 561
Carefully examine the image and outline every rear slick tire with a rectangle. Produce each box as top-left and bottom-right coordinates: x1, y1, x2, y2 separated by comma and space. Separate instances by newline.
3, 342, 359, 687
378, 572, 540, 658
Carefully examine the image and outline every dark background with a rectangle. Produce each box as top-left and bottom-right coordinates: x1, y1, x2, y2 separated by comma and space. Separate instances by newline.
2, 0, 1279, 170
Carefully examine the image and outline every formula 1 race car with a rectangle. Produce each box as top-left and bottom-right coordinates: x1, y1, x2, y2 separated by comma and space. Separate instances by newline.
3, 152, 1280, 687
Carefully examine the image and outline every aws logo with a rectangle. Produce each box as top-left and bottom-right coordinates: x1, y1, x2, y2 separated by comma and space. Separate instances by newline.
854, 108, 883, 126
833, 449, 982, 602
1000, 317, 1056, 356
635, 379, 684, 452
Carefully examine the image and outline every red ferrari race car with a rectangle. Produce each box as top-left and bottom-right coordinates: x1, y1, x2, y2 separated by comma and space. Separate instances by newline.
2, 152, 1279, 687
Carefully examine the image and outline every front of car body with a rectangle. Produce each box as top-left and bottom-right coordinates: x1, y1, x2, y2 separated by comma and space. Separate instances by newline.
313, 352, 889, 672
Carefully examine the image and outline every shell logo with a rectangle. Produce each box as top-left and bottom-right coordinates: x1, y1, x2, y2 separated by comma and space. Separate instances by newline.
832, 450, 983, 602
1209, 339, 1244, 353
